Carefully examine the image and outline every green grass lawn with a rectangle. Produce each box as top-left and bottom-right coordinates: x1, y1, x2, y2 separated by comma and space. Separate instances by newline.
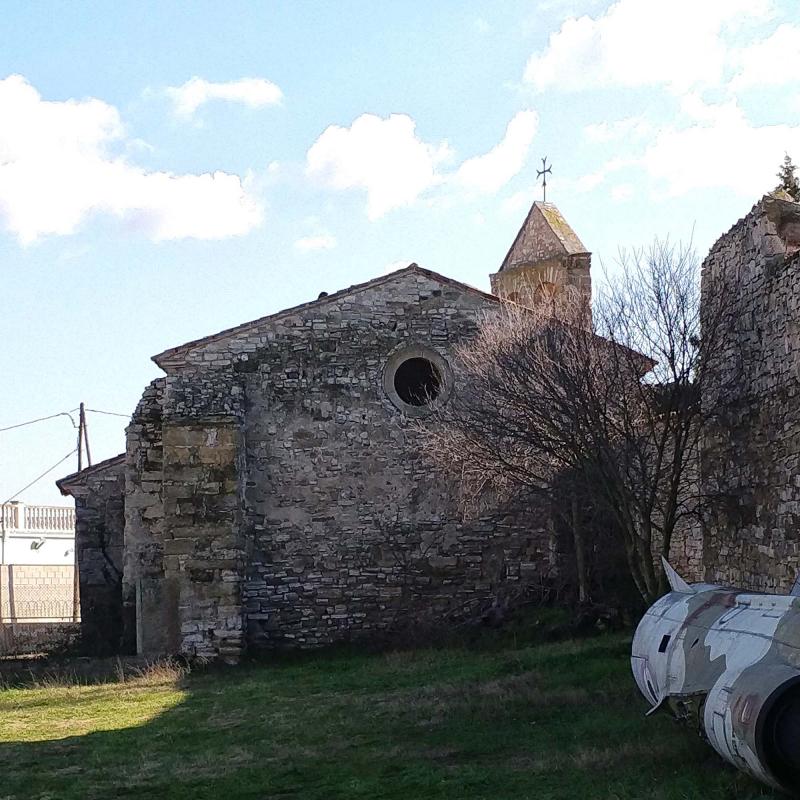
0, 631, 780, 800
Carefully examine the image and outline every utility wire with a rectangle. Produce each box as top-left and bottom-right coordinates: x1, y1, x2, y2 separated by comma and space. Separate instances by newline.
85, 408, 130, 419
0, 410, 79, 434
1, 448, 79, 506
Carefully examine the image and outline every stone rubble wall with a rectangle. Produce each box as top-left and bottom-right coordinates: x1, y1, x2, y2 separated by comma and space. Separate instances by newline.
72, 463, 125, 653
55, 458, 126, 654
124, 378, 174, 655
701, 196, 800, 591
151, 270, 556, 657
490, 254, 591, 308
238, 272, 554, 649
161, 419, 245, 663
0, 622, 80, 657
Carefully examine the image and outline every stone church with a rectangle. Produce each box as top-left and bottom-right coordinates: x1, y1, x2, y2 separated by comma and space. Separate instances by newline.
58, 200, 594, 661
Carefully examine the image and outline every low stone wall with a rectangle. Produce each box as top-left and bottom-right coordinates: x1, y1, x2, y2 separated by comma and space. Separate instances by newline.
0, 622, 80, 656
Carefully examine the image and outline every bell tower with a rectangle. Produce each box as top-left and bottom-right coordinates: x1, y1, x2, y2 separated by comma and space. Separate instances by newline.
490, 200, 591, 310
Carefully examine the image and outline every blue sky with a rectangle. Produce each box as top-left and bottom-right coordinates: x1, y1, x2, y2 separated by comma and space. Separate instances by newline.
2, 0, 799, 505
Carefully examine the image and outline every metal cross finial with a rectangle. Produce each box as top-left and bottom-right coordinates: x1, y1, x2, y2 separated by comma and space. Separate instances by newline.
537, 156, 552, 203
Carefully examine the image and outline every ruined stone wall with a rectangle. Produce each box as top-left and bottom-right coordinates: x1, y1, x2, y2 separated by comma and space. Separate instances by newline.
60, 458, 126, 654
124, 378, 174, 655
702, 196, 800, 591
151, 270, 555, 657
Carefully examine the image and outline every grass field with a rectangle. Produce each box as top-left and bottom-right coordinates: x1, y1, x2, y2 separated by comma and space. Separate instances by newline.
0, 628, 780, 800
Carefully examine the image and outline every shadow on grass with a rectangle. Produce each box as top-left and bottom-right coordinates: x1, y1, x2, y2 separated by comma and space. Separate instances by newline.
0, 635, 782, 800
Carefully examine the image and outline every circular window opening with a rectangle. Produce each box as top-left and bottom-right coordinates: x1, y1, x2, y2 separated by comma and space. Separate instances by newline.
383, 344, 452, 416
393, 357, 441, 406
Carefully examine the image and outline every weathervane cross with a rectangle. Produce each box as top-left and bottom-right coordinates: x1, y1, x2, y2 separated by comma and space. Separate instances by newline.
537, 156, 552, 203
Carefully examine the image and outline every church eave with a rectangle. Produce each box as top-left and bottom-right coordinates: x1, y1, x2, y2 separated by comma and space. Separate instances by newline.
56, 453, 126, 496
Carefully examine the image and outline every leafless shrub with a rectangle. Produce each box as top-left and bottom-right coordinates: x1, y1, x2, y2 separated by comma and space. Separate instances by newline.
421, 243, 737, 604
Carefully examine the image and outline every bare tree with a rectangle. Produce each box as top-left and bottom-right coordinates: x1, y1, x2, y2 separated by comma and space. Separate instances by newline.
422, 241, 733, 605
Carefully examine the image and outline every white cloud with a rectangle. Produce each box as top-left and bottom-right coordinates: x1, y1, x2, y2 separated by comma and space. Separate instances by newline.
731, 23, 800, 90
307, 111, 541, 217
167, 76, 283, 118
641, 97, 800, 197
0, 75, 263, 244
306, 114, 452, 219
294, 233, 337, 253
611, 183, 633, 201
577, 93, 800, 201
523, 0, 772, 92
584, 115, 651, 143
501, 190, 532, 216
575, 157, 632, 192
455, 111, 538, 193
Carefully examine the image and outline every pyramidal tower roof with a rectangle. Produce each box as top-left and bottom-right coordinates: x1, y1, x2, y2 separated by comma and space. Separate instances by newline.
499, 200, 588, 272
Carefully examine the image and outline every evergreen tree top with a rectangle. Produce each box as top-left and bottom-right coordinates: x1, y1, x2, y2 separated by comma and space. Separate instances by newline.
776, 153, 800, 201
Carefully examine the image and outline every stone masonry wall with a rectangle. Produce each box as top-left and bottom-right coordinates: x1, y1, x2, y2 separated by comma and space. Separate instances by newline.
161, 419, 245, 662
238, 274, 552, 649
57, 458, 125, 654
74, 464, 125, 653
702, 196, 800, 591
124, 378, 175, 655
153, 269, 556, 656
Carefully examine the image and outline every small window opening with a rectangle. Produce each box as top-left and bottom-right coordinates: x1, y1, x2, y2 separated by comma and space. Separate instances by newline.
393, 358, 441, 406
658, 634, 671, 654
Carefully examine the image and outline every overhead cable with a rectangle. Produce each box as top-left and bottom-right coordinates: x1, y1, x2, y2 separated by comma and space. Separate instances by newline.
0, 410, 79, 434
85, 408, 130, 419
1, 448, 79, 505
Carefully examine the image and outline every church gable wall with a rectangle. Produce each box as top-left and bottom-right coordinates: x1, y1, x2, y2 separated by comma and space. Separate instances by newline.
235, 271, 554, 649
115, 270, 560, 660
702, 197, 800, 591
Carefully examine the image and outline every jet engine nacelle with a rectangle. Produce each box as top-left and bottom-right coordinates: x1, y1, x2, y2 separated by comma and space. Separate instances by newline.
632, 560, 800, 795
704, 663, 800, 791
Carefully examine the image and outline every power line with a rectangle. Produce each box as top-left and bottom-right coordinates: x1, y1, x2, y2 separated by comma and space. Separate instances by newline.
85, 408, 129, 419
1, 448, 79, 505
0, 410, 79, 434
0, 406, 129, 434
